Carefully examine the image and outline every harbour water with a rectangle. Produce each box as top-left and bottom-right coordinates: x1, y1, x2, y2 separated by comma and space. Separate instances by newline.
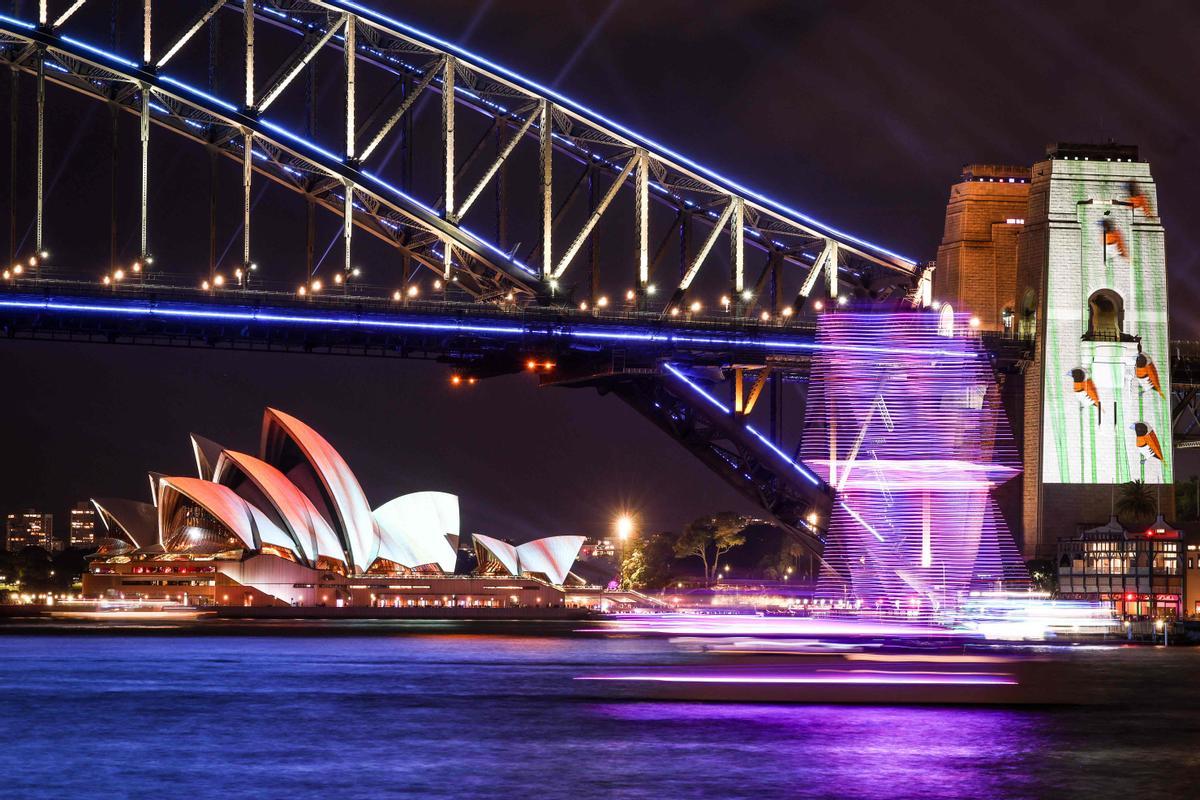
2, 622, 1198, 799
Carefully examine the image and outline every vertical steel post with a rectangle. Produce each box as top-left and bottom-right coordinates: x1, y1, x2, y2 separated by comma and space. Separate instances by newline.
208, 10, 218, 281
588, 165, 598, 303
826, 239, 839, 299
441, 55, 454, 221
495, 121, 507, 250
34, 49, 45, 269
109, 0, 121, 273
539, 100, 552, 279
730, 197, 744, 312
111, 105, 120, 272
208, 148, 217, 281
241, 1, 254, 273
243, 0, 253, 109
305, 197, 315, 280
138, 84, 148, 264
306, 57, 316, 282
634, 148, 648, 292
8, 63, 17, 269
343, 15, 356, 279
344, 14, 355, 160
343, 185, 353, 277
141, 0, 151, 65
242, 131, 252, 269
679, 211, 691, 283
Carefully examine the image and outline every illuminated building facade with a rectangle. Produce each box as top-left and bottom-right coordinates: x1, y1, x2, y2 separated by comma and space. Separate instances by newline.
69, 501, 97, 548
4, 509, 53, 552
1186, 531, 1200, 617
1056, 515, 1183, 618
804, 313, 1028, 614
83, 409, 586, 607
1018, 143, 1172, 558
934, 164, 1030, 332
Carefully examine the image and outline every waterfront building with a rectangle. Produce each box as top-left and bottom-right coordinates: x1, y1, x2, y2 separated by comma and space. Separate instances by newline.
1056, 515, 1182, 618
1016, 143, 1172, 559
68, 501, 96, 548
934, 164, 1030, 332
1185, 531, 1200, 617
83, 408, 587, 607
4, 509, 53, 552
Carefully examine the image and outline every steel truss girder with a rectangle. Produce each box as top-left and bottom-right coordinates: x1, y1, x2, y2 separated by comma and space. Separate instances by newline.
5, 1, 916, 310
215, 1, 916, 305
606, 372, 831, 547
0, 24, 535, 302
287, 0, 915, 303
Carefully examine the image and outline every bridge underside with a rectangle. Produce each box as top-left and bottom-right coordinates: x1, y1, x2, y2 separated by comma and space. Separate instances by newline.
0, 285, 832, 543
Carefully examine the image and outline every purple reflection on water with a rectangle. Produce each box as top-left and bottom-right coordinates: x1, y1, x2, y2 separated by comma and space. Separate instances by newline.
592, 702, 1044, 799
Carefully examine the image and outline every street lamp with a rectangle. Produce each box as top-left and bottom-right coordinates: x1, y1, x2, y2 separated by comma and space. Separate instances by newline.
615, 513, 635, 579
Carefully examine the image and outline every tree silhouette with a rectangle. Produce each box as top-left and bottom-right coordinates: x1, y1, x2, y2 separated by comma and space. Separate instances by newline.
1115, 480, 1158, 523
673, 512, 753, 583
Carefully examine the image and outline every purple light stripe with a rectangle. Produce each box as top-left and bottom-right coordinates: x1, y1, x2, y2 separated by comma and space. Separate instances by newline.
578, 672, 1018, 686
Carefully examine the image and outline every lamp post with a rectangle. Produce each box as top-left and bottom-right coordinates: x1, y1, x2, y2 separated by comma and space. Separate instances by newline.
615, 514, 635, 585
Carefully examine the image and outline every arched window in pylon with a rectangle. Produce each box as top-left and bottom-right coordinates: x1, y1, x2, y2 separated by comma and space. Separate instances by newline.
937, 303, 955, 337
1085, 289, 1125, 341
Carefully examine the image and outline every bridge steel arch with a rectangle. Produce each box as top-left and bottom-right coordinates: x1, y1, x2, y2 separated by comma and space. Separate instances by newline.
0, 0, 918, 314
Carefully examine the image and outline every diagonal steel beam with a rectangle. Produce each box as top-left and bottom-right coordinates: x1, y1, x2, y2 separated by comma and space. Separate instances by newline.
552, 154, 636, 280
52, 0, 89, 29
256, 14, 345, 113
453, 108, 537, 221
678, 199, 736, 291
358, 58, 442, 161
155, 0, 226, 69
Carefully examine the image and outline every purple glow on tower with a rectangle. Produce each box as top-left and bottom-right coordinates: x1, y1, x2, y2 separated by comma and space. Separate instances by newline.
804, 313, 1028, 613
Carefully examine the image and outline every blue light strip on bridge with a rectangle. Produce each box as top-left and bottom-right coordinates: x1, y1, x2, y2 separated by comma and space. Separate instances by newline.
663, 363, 823, 487
0, 293, 979, 362
0, 295, 977, 361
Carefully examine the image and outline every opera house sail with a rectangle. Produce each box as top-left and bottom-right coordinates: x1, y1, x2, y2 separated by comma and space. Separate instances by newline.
84, 409, 586, 610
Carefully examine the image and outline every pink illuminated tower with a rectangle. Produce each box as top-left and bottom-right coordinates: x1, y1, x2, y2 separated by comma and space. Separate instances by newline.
804, 312, 1027, 613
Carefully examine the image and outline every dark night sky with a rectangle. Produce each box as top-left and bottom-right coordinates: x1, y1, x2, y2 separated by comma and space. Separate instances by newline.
1, 0, 1198, 539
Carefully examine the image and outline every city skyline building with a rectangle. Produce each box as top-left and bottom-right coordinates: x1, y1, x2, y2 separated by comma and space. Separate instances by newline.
4, 509, 53, 552
68, 501, 96, 549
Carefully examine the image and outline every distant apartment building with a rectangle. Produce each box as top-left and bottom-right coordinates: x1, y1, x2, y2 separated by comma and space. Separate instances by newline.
4, 509, 54, 552
69, 501, 98, 548
933, 163, 1030, 332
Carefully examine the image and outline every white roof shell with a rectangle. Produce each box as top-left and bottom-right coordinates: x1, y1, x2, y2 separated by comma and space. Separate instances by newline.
373, 492, 460, 572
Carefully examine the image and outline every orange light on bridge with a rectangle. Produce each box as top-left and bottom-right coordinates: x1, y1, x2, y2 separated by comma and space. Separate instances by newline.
450, 375, 463, 386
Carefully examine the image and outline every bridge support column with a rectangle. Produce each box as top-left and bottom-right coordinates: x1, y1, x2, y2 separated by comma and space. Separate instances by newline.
35, 47, 45, 270
138, 83, 149, 267
242, 131, 252, 272
635, 148, 649, 294
9, 61, 17, 270
539, 100, 552, 279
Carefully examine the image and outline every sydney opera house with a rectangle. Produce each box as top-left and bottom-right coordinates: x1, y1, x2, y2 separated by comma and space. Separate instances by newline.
83, 408, 588, 609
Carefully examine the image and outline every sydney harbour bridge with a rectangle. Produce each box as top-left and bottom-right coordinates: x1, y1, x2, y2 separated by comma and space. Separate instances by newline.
0, 1, 1197, 562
